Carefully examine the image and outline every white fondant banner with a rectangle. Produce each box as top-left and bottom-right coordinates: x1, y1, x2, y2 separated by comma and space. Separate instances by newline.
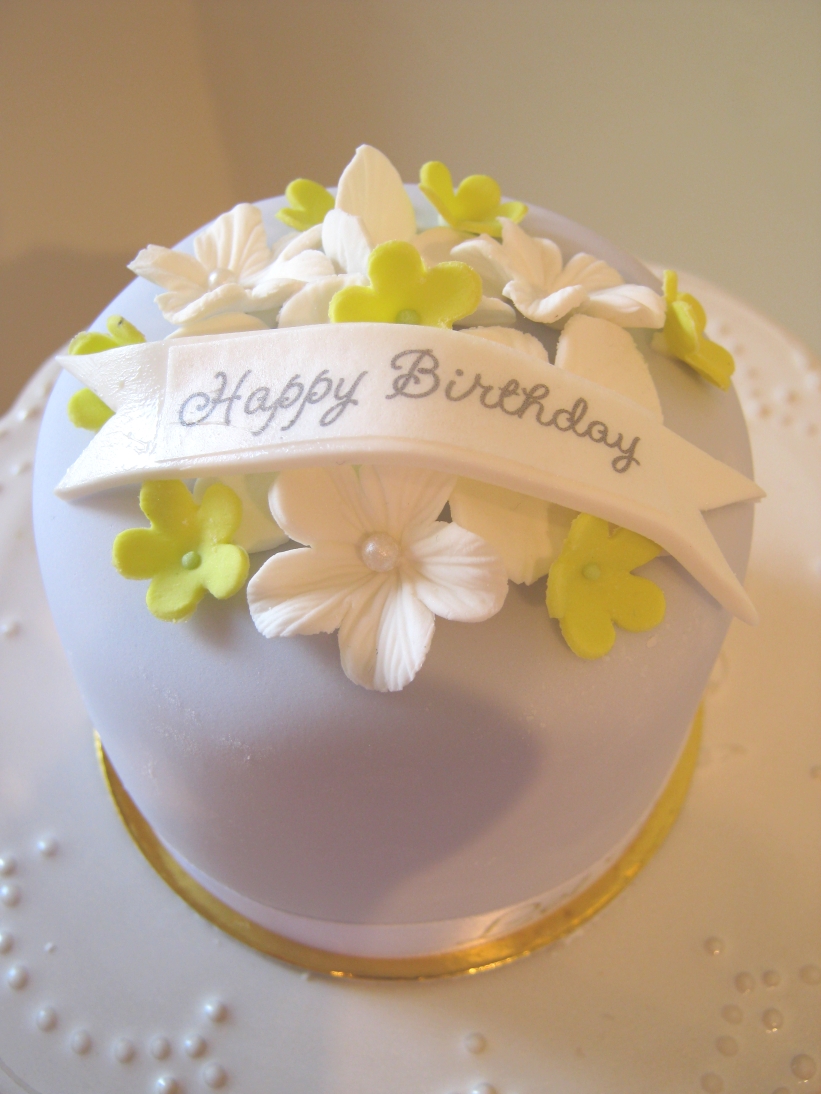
57, 325, 762, 621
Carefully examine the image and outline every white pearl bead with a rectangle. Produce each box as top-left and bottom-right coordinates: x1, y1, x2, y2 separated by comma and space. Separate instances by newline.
359, 531, 401, 572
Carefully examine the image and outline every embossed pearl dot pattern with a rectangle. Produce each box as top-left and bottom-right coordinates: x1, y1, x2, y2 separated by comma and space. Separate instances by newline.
464, 1032, 487, 1054
761, 1008, 783, 1031
791, 1054, 817, 1081
0, 855, 16, 876
203, 999, 228, 1023
0, 882, 21, 907
6, 965, 28, 990
799, 964, 821, 985
715, 1035, 738, 1057
720, 1005, 742, 1024
203, 1062, 228, 1089
36, 836, 58, 857
184, 1033, 207, 1058
700, 1073, 724, 1093
150, 1035, 172, 1059
0, 931, 13, 954
155, 1077, 179, 1094
0, 619, 20, 638
762, 969, 781, 987
35, 1006, 57, 1032
734, 972, 755, 993
113, 1037, 136, 1063
704, 937, 724, 956
69, 1029, 92, 1055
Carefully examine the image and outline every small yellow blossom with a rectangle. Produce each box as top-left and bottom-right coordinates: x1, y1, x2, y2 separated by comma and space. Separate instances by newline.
419, 161, 527, 238
67, 315, 145, 431
329, 240, 481, 328
113, 480, 249, 622
275, 178, 335, 232
652, 270, 735, 390
547, 514, 665, 659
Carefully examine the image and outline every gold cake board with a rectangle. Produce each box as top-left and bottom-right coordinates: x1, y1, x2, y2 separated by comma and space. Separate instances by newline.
96, 707, 702, 981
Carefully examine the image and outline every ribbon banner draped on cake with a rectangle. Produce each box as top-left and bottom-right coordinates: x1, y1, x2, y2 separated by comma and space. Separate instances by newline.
56, 325, 763, 622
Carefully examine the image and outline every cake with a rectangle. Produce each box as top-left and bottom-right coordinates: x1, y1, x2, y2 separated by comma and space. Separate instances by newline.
31, 146, 762, 977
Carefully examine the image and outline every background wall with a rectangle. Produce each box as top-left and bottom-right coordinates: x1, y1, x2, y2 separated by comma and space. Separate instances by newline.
1, 0, 819, 412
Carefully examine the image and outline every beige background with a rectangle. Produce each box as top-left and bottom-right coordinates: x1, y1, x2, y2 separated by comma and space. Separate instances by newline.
1, 0, 819, 413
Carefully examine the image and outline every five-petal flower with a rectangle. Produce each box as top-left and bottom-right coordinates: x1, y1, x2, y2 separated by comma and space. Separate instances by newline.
419, 161, 527, 237
247, 465, 508, 691
546, 514, 665, 659
113, 480, 249, 622
651, 270, 735, 390
453, 219, 665, 329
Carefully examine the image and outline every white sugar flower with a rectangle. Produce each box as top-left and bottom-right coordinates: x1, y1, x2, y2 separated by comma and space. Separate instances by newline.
129, 205, 334, 331
248, 465, 509, 692
453, 219, 665, 329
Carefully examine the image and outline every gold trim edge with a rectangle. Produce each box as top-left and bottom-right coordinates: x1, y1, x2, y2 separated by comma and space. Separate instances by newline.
95, 707, 702, 981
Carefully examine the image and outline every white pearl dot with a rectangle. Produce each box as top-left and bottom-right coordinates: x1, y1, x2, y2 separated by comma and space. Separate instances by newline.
184, 1033, 207, 1057
791, 1054, 817, 1081
471, 1085, 497, 1094
721, 1004, 742, 1024
44, 941, 56, 954
716, 1035, 738, 1056
203, 999, 228, 1023
359, 531, 401, 572
155, 1078, 179, 1094
700, 1074, 724, 1093
150, 1035, 172, 1059
0, 882, 21, 906
762, 969, 781, 987
464, 1031, 486, 1054
799, 963, 821, 985
113, 1037, 136, 1063
35, 1006, 57, 1031
37, 836, 58, 857
0, 855, 16, 876
70, 1029, 92, 1055
704, 936, 724, 956
762, 1007, 783, 1031
203, 1062, 228, 1088
0, 931, 13, 954
6, 965, 28, 990
734, 971, 755, 993
0, 619, 19, 638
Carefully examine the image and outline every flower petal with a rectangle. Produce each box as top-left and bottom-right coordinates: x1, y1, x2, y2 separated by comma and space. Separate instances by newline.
277, 274, 366, 327
412, 227, 470, 268
584, 285, 666, 329
200, 543, 250, 600
128, 245, 207, 293
602, 572, 666, 632
146, 568, 205, 623
112, 528, 179, 580
248, 542, 367, 637
338, 573, 434, 691
194, 204, 272, 284
500, 220, 563, 292
457, 296, 517, 327
336, 145, 417, 246
167, 312, 270, 339
556, 252, 622, 293
194, 474, 287, 553
271, 466, 371, 547
556, 579, 616, 659
407, 522, 508, 622
321, 209, 373, 276
451, 236, 510, 297
163, 282, 253, 325
139, 480, 199, 537
505, 280, 587, 325
272, 223, 324, 262
196, 482, 243, 544
359, 465, 455, 542
460, 326, 548, 362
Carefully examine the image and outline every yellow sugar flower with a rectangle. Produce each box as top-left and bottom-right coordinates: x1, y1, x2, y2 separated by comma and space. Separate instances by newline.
276, 178, 335, 232
67, 315, 145, 431
113, 480, 249, 622
419, 161, 527, 238
329, 240, 482, 328
652, 270, 735, 390
547, 514, 665, 659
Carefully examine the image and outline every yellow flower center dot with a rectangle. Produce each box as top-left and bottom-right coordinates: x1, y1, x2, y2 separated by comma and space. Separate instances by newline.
395, 308, 421, 325
582, 563, 601, 581
181, 551, 202, 570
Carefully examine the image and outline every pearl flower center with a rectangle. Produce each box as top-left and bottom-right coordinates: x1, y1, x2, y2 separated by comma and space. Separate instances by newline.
207, 267, 237, 290
359, 531, 401, 572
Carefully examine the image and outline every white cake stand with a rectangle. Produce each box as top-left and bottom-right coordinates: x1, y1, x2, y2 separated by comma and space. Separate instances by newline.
0, 278, 819, 1094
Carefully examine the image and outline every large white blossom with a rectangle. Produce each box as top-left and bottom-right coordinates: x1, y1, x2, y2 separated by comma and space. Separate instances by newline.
453, 219, 665, 329
247, 464, 509, 692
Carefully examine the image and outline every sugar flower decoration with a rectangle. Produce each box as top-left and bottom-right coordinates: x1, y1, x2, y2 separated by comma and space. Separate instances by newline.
546, 514, 665, 659
276, 179, 335, 232
248, 465, 509, 692
329, 240, 482, 328
453, 220, 665, 329
113, 480, 249, 622
651, 270, 735, 390
129, 204, 334, 335
66, 315, 145, 431
419, 161, 527, 238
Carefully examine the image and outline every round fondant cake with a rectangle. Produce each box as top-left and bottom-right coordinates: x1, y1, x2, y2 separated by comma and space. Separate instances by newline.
32, 147, 761, 975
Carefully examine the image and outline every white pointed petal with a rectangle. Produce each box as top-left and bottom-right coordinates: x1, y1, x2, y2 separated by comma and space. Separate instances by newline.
166, 312, 269, 339
195, 204, 272, 282
271, 466, 370, 547
361, 466, 455, 542
460, 326, 548, 363
584, 285, 666, 329
407, 522, 508, 622
163, 283, 253, 325
272, 249, 336, 282
338, 574, 434, 692
322, 209, 373, 275
193, 473, 287, 553
248, 543, 367, 637
557, 252, 623, 293
247, 277, 304, 312
336, 144, 417, 245
277, 274, 366, 327
128, 245, 207, 293
505, 280, 587, 325
451, 236, 510, 297
272, 223, 324, 262
500, 219, 563, 292
412, 227, 469, 268
555, 314, 663, 419
457, 296, 517, 327
449, 479, 567, 585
